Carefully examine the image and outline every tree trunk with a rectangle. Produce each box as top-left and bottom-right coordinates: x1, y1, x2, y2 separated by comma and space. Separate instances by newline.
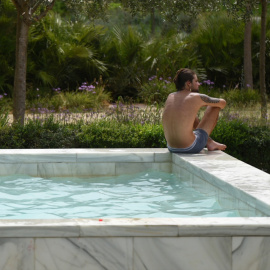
260, 0, 267, 120
11, 0, 55, 125
13, 11, 29, 125
243, 19, 253, 89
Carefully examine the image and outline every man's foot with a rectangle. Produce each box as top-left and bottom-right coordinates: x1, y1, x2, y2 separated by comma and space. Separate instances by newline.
207, 138, 227, 151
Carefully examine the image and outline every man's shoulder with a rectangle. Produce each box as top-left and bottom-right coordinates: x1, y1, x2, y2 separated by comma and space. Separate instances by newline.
188, 92, 201, 99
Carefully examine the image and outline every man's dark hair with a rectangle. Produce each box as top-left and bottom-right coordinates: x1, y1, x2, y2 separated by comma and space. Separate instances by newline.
174, 68, 196, 91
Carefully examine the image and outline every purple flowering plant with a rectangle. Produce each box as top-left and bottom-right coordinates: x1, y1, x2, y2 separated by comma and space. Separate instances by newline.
28, 77, 111, 114
140, 75, 175, 104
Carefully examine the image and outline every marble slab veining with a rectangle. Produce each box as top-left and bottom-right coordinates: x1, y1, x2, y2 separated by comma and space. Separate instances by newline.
0, 163, 38, 176
2, 236, 270, 270
134, 237, 231, 270
232, 236, 270, 270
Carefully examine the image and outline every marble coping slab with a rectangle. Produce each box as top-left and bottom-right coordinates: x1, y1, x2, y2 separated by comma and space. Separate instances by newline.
0, 148, 171, 163
1, 217, 270, 238
172, 149, 270, 216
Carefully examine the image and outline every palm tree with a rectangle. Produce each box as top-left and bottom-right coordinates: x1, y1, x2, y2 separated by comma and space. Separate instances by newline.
189, 12, 244, 87
101, 26, 145, 98
28, 13, 107, 91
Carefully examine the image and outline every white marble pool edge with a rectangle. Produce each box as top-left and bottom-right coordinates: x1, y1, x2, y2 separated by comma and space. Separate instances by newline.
1, 148, 270, 270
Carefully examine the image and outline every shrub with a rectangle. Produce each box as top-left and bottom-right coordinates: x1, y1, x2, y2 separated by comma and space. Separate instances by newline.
77, 120, 166, 148
139, 75, 175, 104
103, 101, 162, 125
27, 81, 111, 112
221, 88, 261, 106
211, 117, 270, 172
199, 79, 222, 97
0, 116, 78, 149
211, 117, 250, 159
188, 11, 244, 88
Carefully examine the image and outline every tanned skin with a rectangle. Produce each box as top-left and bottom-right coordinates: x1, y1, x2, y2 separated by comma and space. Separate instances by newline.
162, 74, 227, 151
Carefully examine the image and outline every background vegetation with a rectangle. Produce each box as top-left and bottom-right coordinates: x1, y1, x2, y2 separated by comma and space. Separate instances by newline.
1, 1, 270, 102
0, 1, 270, 173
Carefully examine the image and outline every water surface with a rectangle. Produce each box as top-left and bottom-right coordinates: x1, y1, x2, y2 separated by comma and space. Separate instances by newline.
0, 172, 250, 219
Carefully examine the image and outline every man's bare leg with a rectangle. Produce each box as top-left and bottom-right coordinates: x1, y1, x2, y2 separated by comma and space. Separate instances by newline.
196, 107, 227, 151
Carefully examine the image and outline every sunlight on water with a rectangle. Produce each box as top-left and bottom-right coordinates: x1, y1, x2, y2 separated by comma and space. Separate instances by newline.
0, 172, 254, 219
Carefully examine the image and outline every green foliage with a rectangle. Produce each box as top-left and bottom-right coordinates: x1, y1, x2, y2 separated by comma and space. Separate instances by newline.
249, 15, 270, 93
101, 26, 145, 99
120, 0, 222, 18
65, 82, 111, 111
141, 30, 207, 82
0, 95, 12, 112
211, 117, 249, 159
188, 11, 245, 88
77, 120, 166, 148
222, 0, 260, 21
0, 116, 78, 149
27, 12, 107, 92
2, 1, 270, 101
139, 75, 175, 104
0, 107, 9, 128
102, 101, 162, 125
211, 116, 270, 172
26, 81, 111, 112
221, 88, 261, 106
240, 126, 270, 173
0, 0, 16, 95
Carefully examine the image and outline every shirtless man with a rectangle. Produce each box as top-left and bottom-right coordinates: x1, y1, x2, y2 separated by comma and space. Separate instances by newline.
162, 68, 227, 154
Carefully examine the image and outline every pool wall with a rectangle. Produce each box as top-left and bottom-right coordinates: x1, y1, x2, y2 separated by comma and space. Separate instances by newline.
0, 148, 270, 270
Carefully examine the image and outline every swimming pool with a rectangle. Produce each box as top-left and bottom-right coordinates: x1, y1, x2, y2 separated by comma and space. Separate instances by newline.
1, 171, 262, 219
0, 148, 270, 270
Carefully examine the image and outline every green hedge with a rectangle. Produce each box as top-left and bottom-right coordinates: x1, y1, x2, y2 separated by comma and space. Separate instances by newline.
211, 119, 270, 173
0, 118, 167, 149
0, 117, 269, 172
77, 121, 166, 148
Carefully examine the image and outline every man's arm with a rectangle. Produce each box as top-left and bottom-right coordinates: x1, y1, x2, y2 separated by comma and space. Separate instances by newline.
199, 94, 226, 109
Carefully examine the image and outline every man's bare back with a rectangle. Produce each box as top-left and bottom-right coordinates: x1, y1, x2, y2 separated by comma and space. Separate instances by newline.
162, 91, 204, 148
162, 68, 226, 153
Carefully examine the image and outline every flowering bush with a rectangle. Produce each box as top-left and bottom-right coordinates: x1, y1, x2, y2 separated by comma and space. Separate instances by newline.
27, 80, 111, 112
198, 79, 222, 97
139, 75, 175, 104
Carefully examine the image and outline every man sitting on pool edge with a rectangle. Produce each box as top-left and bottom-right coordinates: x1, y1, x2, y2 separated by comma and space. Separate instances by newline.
162, 68, 227, 154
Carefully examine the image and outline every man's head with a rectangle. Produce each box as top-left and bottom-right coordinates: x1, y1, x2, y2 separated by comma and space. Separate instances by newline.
173, 68, 200, 92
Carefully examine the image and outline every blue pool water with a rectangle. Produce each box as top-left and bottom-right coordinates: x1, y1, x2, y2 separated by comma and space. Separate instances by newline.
0, 172, 261, 219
